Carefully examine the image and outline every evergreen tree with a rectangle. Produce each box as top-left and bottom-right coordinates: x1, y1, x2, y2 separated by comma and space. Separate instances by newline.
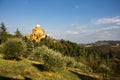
0, 22, 7, 33
0, 22, 8, 44
14, 28, 22, 38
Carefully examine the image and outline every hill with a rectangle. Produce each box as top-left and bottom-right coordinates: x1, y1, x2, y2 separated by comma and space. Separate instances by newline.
0, 23, 120, 80
86, 40, 120, 47
0, 54, 100, 80
39, 38, 120, 79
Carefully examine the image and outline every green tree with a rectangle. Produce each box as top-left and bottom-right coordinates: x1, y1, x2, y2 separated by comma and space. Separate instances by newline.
14, 28, 22, 38
3, 38, 26, 60
24, 39, 34, 58
0, 22, 8, 44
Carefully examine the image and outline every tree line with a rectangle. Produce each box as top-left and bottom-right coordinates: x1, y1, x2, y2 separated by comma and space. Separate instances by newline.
0, 22, 22, 44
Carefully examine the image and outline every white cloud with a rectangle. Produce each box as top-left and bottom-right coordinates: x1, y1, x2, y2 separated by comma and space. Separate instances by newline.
46, 16, 120, 43
66, 30, 79, 35
94, 16, 120, 25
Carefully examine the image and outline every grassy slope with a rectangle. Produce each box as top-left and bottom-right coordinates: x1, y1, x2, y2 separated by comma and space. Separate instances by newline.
0, 54, 100, 80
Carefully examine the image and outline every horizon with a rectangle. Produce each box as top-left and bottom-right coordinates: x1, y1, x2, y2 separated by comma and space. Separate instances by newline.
0, 0, 120, 43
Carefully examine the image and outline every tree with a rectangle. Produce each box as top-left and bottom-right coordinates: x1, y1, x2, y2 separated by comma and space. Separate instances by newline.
14, 28, 22, 38
0, 22, 8, 44
0, 22, 7, 33
3, 38, 26, 60
24, 39, 34, 58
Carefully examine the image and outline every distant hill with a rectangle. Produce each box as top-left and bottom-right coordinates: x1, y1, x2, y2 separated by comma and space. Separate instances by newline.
86, 40, 120, 47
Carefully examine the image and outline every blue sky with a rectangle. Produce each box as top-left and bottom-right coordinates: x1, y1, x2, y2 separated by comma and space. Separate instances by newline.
0, 0, 120, 43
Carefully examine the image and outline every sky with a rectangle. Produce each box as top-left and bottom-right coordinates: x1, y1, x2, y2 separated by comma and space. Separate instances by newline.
0, 0, 120, 43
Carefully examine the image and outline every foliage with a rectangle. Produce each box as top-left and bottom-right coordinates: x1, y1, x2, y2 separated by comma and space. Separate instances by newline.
2, 38, 26, 60
43, 48, 65, 71
0, 22, 120, 77
0, 44, 3, 53
40, 38, 81, 57
63, 56, 76, 68
40, 37, 120, 75
0, 22, 16, 44
29, 45, 92, 72
28, 46, 43, 61
97, 64, 110, 73
0, 22, 8, 44
29, 46, 65, 72
74, 62, 93, 73
23, 39, 34, 58
14, 28, 23, 38
97, 64, 111, 80
110, 60, 120, 74
0, 56, 98, 80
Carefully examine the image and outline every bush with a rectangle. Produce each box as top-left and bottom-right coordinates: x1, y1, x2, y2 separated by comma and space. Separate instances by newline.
63, 56, 76, 67
0, 45, 3, 53
74, 62, 93, 73
97, 64, 110, 79
2, 38, 26, 60
28, 47, 44, 61
29, 45, 65, 72
97, 64, 110, 73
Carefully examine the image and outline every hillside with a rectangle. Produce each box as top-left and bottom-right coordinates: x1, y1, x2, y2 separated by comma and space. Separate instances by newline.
0, 54, 100, 80
39, 38, 120, 79
0, 23, 120, 80
86, 40, 120, 47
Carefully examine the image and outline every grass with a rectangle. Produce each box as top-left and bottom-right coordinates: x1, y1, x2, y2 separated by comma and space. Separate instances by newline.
0, 56, 40, 79
0, 54, 101, 80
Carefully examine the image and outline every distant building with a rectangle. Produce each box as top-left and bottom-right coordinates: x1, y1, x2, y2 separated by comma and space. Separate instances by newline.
25, 24, 46, 42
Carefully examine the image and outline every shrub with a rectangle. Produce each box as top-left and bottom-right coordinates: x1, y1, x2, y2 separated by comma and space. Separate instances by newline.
97, 64, 110, 73
97, 64, 110, 79
0, 44, 3, 53
29, 45, 65, 72
28, 47, 44, 61
2, 38, 26, 60
63, 56, 76, 67
74, 62, 93, 73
